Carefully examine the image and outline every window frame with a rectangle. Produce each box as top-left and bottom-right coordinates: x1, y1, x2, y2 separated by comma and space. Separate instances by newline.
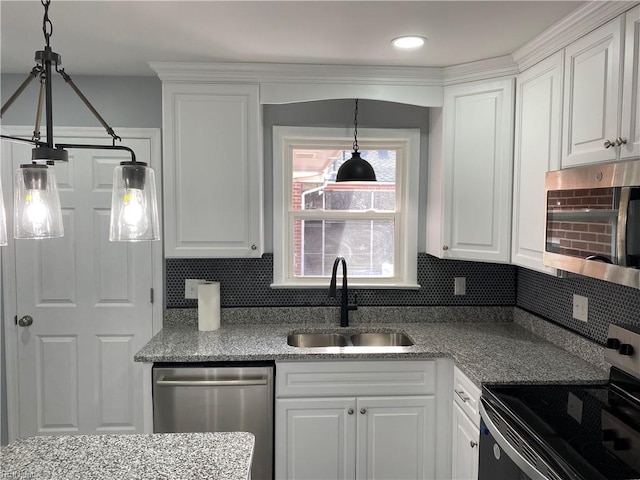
272, 126, 420, 288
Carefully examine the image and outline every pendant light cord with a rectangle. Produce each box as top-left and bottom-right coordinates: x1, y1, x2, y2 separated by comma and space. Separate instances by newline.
352, 99, 359, 153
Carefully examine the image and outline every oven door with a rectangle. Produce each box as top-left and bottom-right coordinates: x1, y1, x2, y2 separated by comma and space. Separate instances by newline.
479, 398, 565, 480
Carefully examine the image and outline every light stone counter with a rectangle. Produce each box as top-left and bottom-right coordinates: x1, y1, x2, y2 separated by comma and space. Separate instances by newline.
0, 432, 254, 480
135, 319, 608, 387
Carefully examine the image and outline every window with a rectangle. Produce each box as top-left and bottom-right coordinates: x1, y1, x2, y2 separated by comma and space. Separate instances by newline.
272, 127, 420, 288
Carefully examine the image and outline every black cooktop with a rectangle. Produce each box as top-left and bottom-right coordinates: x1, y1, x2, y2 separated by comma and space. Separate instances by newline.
482, 368, 640, 480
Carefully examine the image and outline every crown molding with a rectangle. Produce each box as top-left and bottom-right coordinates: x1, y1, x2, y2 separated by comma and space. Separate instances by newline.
149, 61, 443, 87
442, 55, 519, 86
512, 1, 639, 72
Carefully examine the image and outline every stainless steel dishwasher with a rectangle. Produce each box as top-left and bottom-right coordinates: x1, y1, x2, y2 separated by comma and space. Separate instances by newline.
153, 363, 274, 479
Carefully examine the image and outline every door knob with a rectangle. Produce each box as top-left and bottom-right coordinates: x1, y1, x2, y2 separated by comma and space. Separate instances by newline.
18, 315, 33, 327
604, 139, 615, 148
347, 408, 354, 415
470, 440, 478, 448
360, 408, 367, 414
615, 137, 628, 146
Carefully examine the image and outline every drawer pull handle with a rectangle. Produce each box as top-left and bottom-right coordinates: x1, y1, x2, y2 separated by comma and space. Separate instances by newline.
455, 389, 469, 402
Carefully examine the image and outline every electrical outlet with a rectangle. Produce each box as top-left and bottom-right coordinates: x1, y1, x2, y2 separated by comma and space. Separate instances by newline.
185, 279, 207, 299
572, 294, 588, 322
454, 277, 466, 296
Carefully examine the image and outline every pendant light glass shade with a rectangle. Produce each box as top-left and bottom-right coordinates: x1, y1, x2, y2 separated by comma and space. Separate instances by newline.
0, 179, 7, 246
336, 152, 377, 182
14, 164, 64, 239
109, 162, 159, 241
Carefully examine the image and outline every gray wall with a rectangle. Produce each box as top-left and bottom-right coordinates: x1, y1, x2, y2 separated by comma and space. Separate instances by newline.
1, 74, 162, 128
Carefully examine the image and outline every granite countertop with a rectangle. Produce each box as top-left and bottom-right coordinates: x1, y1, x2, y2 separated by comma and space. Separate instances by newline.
0, 432, 254, 480
135, 321, 608, 387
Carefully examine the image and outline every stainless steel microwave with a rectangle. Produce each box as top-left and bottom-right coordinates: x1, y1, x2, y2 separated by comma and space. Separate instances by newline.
544, 159, 640, 289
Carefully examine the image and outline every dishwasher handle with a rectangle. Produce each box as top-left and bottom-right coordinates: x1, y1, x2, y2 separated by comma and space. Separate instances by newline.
155, 375, 268, 387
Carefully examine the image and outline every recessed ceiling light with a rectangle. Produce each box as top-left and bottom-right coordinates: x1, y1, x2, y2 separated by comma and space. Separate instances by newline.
392, 36, 427, 49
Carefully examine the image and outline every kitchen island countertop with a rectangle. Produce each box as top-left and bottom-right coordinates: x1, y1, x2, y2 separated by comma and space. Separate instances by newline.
135, 321, 609, 387
0, 432, 254, 480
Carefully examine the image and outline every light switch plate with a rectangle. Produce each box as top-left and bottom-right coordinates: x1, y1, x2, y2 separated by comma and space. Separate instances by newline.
572, 294, 588, 322
185, 279, 207, 299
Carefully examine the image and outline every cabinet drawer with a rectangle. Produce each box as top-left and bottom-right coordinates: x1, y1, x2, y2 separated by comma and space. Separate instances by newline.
276, 360, 437, 398
453, 366, 481, 428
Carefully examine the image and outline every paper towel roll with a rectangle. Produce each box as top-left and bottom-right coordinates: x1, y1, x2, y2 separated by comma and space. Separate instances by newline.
198, 282, 220, 331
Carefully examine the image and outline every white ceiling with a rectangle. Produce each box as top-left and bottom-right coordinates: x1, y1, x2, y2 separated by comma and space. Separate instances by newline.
1, 1, 584, 77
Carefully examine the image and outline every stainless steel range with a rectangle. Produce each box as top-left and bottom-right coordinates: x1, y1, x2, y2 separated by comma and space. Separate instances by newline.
479, 323, 640, 480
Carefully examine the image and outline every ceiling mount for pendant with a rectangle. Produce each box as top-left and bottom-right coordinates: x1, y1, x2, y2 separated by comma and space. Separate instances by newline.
0, 0, 160, 242
335, 99, 377, 183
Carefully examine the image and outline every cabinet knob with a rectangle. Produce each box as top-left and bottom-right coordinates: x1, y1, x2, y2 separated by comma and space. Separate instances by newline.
18, 315, 33, 327
360, 408, 367, 415
615, 137, 627, 147
470, 440, 478, 448
251, 244, 257, 250
604, 139, 615, 148
347, 408, 354, 415
442, 245, 449, 251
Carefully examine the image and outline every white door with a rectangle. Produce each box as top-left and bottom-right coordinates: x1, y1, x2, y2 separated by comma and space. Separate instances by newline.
275, 397, 357, 480
562, 17, 623, 167
356, 396, 436, 480
451, 403, 479, 480
4, 129, 159, 438
621, 5, 640, 160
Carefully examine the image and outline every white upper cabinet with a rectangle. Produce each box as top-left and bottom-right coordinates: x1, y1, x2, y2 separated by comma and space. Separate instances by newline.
162, 83, 263, 258
512, 52, 563, 274
562, 16, 625, 167
621, 6, 640, 160
427, 78, 515, 263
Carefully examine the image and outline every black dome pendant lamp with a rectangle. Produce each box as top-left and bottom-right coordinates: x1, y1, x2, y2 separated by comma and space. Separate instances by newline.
336, 99, 376, 182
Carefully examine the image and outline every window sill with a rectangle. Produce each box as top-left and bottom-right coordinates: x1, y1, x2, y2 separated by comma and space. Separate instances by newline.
270, 282, 421, 290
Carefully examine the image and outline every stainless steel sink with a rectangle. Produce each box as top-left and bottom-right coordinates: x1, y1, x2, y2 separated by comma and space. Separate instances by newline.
350, 332, 414, 347
287, 333, 349, 348
287, 331, 414, 348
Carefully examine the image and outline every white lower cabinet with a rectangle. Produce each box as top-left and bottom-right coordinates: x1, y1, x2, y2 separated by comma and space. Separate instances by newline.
275, 360, 447, 480
451, 403, 479, 480
451, 367, 481, 480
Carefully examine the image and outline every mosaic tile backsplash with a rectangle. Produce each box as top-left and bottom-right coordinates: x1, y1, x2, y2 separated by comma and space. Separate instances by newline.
166, 253, 517, 308
517, 268, 640, 345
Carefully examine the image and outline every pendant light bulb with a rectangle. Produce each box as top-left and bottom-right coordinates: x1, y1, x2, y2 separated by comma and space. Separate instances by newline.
14, 164, 64, 239
109, 162, 159, 241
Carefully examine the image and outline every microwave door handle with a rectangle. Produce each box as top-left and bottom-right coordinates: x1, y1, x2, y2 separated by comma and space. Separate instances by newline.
616, 187, 631, 266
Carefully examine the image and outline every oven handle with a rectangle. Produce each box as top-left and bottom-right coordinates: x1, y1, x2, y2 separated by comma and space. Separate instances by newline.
479, 399, 550, 480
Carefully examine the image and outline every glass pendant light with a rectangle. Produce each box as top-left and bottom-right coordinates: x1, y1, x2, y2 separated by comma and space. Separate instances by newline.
14, 164, 63, 239
0, 177, 7, 246
336, 99, 376, 182
109, 161, 159, 241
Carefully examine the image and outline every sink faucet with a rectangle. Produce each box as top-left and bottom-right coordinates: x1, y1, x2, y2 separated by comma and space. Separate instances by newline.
329, 256, 358, 327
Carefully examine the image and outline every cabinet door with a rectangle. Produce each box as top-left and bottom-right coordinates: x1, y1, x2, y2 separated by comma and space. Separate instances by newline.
451, 403, 479, 480
356, 396, 436, 480
621, 6, 640, 160
275, 397, 356, 480
512, 52, 563, 274
432, 78, 514, 263
162, 83, 263, 257
562, 17, 623, 167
